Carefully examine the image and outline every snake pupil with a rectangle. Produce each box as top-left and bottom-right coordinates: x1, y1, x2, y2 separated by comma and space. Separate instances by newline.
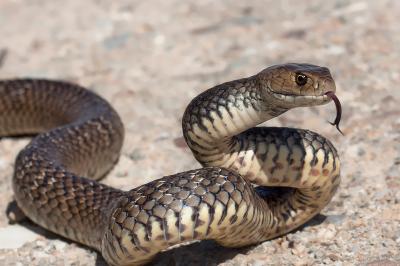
295, 73, 308, 86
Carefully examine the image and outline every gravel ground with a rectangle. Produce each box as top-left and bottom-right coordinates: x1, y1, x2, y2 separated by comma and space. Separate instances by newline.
0, 0, 399, 265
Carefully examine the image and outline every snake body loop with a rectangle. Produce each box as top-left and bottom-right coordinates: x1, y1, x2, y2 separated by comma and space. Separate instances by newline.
1, 64, 340, 265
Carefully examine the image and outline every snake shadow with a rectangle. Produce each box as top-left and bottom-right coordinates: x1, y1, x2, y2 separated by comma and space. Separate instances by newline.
94, 240, 252, 266
95, 213, 327, 266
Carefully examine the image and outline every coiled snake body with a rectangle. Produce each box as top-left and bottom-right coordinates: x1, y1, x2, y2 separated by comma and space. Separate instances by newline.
1, 64, 340, 265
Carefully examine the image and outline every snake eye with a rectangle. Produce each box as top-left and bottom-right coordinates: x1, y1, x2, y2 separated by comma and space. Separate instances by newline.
295, 73, 308, 86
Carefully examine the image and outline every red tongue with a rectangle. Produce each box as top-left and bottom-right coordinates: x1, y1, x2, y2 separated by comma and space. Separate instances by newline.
325, 91, 344, 135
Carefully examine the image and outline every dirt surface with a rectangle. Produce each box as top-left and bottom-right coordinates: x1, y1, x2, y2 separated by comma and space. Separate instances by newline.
0, 0, 399, 265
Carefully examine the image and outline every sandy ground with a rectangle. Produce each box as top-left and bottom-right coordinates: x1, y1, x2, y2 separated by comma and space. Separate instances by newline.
0, 0, 399, 265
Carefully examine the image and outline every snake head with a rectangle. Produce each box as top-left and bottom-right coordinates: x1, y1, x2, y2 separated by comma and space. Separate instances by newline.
258, 63, 336, 108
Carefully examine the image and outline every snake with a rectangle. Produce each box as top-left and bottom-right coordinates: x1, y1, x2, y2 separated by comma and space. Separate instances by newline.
1, 63, 341, 265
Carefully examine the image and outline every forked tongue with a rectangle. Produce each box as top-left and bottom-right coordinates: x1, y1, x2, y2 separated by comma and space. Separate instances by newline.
325, 91, 344, 135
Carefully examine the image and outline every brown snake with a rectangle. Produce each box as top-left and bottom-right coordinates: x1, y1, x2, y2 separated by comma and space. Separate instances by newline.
1, 63, 341, 265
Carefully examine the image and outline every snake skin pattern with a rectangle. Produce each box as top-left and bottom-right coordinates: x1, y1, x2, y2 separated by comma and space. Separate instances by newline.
1, 63, 340, 265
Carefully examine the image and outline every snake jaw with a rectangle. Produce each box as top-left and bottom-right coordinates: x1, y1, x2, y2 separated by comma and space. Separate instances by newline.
265, 83, 331, 107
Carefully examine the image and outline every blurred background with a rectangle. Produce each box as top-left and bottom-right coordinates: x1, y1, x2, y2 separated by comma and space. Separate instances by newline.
0, 0, 399, 265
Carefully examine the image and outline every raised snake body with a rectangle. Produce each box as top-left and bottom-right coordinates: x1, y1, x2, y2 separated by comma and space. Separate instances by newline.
1, 63, 340, 265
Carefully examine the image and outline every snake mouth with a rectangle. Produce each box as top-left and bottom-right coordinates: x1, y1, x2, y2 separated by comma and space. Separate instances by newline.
266, 84, 331, 106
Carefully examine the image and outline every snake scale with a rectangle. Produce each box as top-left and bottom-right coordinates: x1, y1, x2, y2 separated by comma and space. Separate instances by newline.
1, 63, 341, 265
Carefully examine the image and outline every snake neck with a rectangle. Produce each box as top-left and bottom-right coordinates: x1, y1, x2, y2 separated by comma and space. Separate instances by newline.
182, 77, 287, 160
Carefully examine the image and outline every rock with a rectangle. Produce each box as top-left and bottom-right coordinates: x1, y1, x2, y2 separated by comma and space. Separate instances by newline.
325, 214, 346, 225
316, 224, 337, 242
0, 225, 39, 249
